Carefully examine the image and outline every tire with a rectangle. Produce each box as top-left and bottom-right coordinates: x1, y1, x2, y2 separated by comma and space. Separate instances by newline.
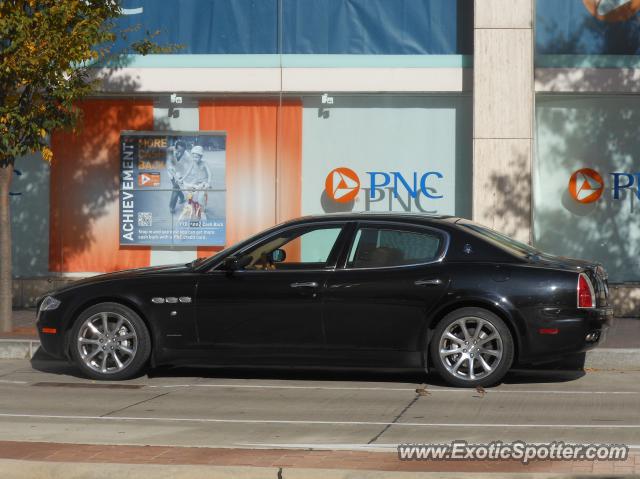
429, 307, 514, 388
70, 302, 151, 380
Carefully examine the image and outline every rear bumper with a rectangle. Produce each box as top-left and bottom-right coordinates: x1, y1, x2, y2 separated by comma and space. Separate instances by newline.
519, 306, 613, 364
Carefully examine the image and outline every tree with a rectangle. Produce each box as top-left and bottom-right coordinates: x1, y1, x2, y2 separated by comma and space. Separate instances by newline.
0, 1, 171, 332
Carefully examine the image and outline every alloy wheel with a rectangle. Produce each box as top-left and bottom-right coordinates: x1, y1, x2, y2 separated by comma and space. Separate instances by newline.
76, 312, 138, 374
438, 316, 503, 381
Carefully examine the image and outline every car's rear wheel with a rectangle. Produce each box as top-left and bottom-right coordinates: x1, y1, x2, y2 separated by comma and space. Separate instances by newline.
70, 302, 151, 380
430, 307, 514, 388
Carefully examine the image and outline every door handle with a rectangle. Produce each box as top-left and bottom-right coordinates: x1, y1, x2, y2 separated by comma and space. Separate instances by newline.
290, 281, 319, 288
414, 279, 443, 286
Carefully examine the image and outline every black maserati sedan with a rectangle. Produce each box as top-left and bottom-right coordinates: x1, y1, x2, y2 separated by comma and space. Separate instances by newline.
36, 213, 612, 387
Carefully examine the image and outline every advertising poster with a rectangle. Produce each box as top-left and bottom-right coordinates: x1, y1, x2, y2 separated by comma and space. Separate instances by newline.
119, 131, 226, 246
537, 0, 640, 56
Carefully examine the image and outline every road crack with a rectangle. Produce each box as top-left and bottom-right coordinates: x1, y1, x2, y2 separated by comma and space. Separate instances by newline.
100, 391, 170, 417
367, 394, 420, 444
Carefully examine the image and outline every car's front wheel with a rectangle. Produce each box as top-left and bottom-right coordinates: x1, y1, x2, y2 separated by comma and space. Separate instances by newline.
430, 307, 514, 388
70, 302, 151, 380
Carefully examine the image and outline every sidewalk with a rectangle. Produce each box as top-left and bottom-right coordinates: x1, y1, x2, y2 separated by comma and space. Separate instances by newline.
0, 310, 40, 359
0, 441, 638, 476
1, 310, 38, 339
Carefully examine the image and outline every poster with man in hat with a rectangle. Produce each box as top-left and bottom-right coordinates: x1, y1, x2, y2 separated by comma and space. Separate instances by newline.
119, 131, 226, 246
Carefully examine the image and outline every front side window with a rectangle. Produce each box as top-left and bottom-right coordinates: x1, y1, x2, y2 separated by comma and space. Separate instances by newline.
239, 226, 343, 271
347, 227, 443, 269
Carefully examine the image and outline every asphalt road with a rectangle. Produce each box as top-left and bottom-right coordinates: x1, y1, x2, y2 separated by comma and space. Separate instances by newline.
0, 357, 638, 451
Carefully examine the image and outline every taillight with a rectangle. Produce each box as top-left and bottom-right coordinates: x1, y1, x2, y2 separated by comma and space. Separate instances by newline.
577, 273, 595, 309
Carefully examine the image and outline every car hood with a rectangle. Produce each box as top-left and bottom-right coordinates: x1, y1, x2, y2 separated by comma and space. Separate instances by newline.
48, 263, 192, 296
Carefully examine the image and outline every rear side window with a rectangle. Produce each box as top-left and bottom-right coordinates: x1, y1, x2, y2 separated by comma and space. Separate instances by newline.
459, 222, 539, 258
347, 227, 443, 269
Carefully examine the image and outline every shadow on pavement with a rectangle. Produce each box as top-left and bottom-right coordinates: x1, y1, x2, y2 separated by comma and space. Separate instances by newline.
147, 365, 585, 387
503, 369, 586, 384
149, 365, 431, 384
29, 347, 586, 387
29, 348, 83, 378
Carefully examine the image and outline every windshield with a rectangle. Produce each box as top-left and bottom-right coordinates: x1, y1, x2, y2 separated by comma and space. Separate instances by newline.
186, 257, 207, 268
458, 221, 540, 257
187, 221, 296, 270
186, 249, 227, 269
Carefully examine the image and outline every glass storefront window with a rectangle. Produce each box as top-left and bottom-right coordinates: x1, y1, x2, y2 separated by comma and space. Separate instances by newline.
534, 95, 640, 283
280, 93, 472, 220
42, 0, 474, 274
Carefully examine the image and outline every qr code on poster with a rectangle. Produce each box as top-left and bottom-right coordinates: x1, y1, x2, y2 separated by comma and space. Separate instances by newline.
137, 212, 152, 227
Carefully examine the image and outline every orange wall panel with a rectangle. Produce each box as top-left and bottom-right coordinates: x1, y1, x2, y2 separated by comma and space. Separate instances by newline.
49, 98, 301, 269
49, 100, 153, 273
277, 102, 303, 224
197, 100, 302, 258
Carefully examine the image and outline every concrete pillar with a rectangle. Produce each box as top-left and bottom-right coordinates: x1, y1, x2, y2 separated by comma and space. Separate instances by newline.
473, 0, 534, 243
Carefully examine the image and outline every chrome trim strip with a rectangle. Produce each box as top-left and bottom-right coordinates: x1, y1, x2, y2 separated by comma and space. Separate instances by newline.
290, 282, 319, 288
415, 279, 443, 286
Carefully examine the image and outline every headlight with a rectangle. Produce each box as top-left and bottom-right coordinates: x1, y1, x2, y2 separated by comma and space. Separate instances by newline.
39, 296, 61, 312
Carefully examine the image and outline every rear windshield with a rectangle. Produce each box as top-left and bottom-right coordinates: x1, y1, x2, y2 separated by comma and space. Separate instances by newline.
458, 221, 539, 257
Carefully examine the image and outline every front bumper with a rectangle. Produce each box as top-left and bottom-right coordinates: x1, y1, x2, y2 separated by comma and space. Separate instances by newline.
36, 308, 68, 359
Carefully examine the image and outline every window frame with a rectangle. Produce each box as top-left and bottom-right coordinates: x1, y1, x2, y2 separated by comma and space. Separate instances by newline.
338, 221, 450, 271
210, 221, 353, 273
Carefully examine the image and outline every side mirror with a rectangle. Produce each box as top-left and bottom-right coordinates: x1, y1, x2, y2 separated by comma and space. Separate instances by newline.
222, 257, 239, 271
270, 248, 286, 263
223, 255, 252, 272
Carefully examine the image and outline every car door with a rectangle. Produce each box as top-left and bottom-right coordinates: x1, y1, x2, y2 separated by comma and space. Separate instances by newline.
195, 222, 349, 357
323, 222, 450, 355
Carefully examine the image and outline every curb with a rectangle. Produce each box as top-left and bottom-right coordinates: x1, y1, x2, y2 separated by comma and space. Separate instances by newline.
584, 348, 640, 370
0, 460, 276, 479
0, 341, 639, 371
0, 339, 40, 360
0, 459, 607, 479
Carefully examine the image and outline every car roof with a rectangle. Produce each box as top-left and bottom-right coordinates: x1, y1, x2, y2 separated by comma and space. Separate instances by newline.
281, 212, 461, 226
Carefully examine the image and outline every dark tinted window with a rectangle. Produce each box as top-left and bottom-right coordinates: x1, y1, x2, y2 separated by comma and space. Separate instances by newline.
347, 228, 443, 268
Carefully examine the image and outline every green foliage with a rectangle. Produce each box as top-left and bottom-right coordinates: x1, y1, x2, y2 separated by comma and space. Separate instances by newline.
0, 1, 175, 167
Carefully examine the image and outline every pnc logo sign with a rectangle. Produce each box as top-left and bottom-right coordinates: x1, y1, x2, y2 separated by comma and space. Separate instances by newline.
325, 167, 360, 203
138, 172, 161, 187
324, 167, 445, 212
583, 0, 640, 22
568, 168, 604, 204
568, 167, 640, 204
